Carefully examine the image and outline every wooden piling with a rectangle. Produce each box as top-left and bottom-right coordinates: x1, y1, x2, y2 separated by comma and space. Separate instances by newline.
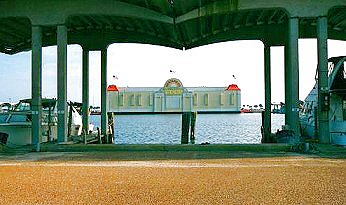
107, 112, 115, 144
83, 131, 87, 144
261, 111, 265, 143
190, 112, 197, 144
67, 103, 73, 138
181, 112, 191, 144
97, 127, 102, 144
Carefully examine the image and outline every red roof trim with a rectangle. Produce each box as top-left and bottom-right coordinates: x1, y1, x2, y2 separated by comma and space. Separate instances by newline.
226, 84, 240, 91
107, 85, 119, 91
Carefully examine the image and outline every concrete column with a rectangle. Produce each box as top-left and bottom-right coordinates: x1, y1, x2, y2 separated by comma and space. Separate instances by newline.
82, 48, 89, 133
31, 26, 42, 152
285, 17, 300, 136
317, 16, 330, 143
57, 25, 68, 143
263, 44, 271, 142
101, 48, 108, 136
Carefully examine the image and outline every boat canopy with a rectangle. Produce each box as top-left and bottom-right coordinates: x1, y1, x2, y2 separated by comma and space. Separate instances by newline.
19, 98, 56, 108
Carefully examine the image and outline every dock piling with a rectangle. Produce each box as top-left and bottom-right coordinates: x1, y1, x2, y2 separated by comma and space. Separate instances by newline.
181, 112, 191, 144
190, 112, 197, 144
107, 112, 115, 144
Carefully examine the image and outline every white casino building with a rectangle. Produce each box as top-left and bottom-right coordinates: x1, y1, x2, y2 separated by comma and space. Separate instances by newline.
107, 78, 241, 114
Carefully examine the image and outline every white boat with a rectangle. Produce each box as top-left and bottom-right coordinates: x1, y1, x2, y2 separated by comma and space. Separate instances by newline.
0, 102, 13, 113
0, 99, 94, 146
300, 56, 346, 145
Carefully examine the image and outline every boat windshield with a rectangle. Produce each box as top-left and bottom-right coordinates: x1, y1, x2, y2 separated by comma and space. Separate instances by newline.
0, 115, 8, 123
14, 101, 30, 112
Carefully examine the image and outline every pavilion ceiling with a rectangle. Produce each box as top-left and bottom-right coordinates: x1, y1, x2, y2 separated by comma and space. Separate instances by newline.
0, 0, 345, 54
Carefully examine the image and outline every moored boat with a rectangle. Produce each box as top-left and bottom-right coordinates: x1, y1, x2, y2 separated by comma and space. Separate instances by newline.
300, 56, 346, 145
0, 98, 94, 146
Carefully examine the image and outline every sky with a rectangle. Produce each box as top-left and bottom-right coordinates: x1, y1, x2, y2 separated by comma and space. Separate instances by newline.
0, 39, 346, 106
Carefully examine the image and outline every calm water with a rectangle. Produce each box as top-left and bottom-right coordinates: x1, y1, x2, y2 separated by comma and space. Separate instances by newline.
90, 113, 285, 144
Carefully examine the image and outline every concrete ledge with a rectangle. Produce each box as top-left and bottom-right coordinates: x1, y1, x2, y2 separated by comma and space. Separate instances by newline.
40, 143, 291, 153
2, 143, 346, 161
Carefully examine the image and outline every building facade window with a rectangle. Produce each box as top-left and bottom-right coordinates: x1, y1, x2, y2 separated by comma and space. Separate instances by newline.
220, 93, 225, 105
193, 93, 198, 106
149, 93, 153, 106
230, 93, 235, 105
119, 93, 124, 106
204, 94, 209, 106
137, 94, 142, 106
130, 94, 135, 106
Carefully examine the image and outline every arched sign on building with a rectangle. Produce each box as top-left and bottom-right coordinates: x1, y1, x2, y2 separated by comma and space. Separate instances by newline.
164, 78, 183, 87
163, 78, 184, 96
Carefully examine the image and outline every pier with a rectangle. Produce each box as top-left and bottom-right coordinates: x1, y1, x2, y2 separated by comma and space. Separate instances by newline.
1, 143, 346, 204
0, 1, 345, 150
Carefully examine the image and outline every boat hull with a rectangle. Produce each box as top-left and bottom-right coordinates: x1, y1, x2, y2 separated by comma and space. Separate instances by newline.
0, 123, 57, 146
330, 122, 346, 145
299, 56, 346, 145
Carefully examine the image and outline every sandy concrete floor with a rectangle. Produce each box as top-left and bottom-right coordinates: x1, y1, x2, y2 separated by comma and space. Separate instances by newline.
0, 156, 345, 205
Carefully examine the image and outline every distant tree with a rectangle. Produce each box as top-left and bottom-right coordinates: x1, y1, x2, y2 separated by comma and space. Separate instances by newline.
259, 104, 263, 108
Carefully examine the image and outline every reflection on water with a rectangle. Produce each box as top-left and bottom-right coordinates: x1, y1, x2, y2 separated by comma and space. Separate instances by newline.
90, 113, 285, 144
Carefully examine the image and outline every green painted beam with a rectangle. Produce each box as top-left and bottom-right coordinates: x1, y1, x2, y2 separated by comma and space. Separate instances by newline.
0, 0, 172, 25
176, 0, 238, 23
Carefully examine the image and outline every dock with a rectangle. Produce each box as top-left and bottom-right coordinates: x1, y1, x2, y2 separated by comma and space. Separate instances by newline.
0, 143, 345, 205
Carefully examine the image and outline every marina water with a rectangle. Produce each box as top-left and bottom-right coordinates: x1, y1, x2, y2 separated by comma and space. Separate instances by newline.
90, 113, 285, 144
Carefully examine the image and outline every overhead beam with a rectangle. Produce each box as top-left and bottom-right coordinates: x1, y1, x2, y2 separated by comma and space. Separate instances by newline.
0, 0, 172, 26
71, 30, 182, 51
176, 0, 238, 23
186, 23, 287, 49
66, 1, 173, 24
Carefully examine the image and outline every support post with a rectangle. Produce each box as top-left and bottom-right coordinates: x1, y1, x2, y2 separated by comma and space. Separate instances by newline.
285, 17, 300, 137
31, 26, 42, 152
317, 16, 330, 143
263, 44, 272, 143
82, 48, 89, 134
101, 48, 108, 136
57, 25, 68, 143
